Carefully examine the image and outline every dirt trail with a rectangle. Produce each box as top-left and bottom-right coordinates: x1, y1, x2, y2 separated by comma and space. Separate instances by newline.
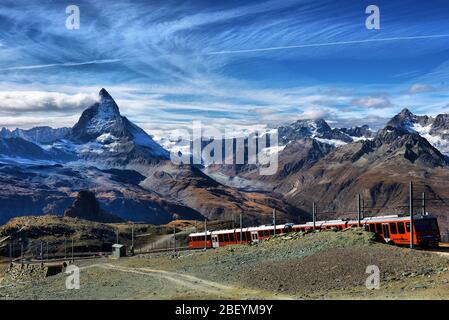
95, 263, 292, 300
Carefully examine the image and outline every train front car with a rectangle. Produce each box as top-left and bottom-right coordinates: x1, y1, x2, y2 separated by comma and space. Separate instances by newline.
413, 215, 441, 247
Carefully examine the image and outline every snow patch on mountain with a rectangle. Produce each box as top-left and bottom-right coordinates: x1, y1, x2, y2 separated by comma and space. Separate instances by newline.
315, 137, 348, 147
96, 133, 118, 144
411, 123, 449, 155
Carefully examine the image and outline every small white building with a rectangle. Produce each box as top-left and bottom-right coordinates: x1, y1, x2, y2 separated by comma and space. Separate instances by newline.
112, 244, 126, 258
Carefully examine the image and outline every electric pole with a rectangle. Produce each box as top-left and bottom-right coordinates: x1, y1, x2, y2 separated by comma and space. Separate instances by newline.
422, 192, 426, 216
204, 218, 207, 250
312, 202, 316, 231
173, 224, 176, 253
410, 181, 414, 249
357, 194, 361, 227
240, 213, 243, 244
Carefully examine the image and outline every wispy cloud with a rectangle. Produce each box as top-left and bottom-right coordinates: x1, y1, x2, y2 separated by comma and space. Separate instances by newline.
206, 34, 449, 55
0, 59, 121, 71
1, 0, 449, 134
351, 96, 393, 109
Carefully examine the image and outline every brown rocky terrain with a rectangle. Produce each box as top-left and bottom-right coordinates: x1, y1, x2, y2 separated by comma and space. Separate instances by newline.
280, 126, 449, 231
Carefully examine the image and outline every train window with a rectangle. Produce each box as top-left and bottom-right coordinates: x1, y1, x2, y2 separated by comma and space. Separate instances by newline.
389, 223, 398, 234
229, 233, 235, 241
224, 234, 230, 242
415, 219, 439, 232
405, 222, 411, 232
430, 220, 438, 230
369, 224, 375, 232
218, 234, 224, 242
245, 232, 251, 240
397, 222, 405, 234
375, 223, 382, 233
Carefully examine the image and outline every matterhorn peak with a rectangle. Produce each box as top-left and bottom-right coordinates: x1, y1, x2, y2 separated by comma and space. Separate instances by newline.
97, 88, 120, 116
67, 89, 169, 160
99, 87, 110, 97
69, 88, 124, 142
398, 108, 414, 118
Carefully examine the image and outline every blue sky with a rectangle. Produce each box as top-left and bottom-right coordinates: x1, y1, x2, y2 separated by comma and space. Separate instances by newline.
1, 0, 449, 138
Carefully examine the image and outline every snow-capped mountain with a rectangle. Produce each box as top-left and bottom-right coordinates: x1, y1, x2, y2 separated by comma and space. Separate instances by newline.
68, 88, 169, 161
0, 126, 70, 144
0, 137, 75, 163
387, 108, 449, 155
278, 119, 373, 147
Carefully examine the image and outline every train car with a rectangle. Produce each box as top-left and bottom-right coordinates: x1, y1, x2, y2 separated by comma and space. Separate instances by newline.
359, 214, 441, 247
188, 214, 441, 249
188, 224, 293, 249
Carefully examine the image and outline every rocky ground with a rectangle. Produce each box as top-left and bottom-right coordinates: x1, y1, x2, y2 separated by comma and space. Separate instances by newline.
0, 229, 448, 300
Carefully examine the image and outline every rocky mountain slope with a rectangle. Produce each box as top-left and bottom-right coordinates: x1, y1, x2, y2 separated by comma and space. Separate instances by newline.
280, 125, 449, 230
387, 108, 449, 155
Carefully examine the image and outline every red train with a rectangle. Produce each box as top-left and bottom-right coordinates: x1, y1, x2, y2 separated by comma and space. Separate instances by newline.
188, 214, 441, 249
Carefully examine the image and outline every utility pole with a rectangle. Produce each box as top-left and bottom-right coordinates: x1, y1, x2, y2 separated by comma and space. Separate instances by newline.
410, 181, 414, 249
422, 192, 426, 216
71, 238, 74, 263
20, 242, 24, 266
40, 241, 43, 266
204, 219, 208, 250
357, 194, 361, 227
361, 199, 365, 219
312, 202, 316, 231
273, 208, 276, 236
9, 242, 12, 265
173, 224, 176, 253
239, 213, 243, 244
131, 225, 134, 248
